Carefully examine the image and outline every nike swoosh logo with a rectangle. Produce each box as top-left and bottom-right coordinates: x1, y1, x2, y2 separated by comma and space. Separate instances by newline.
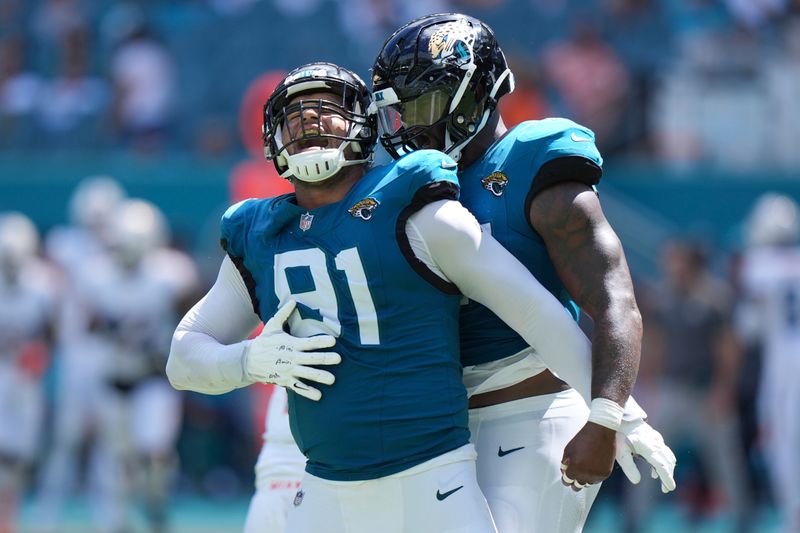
436, 485, 464, 501
441, 158, 458, 169
570, 132, 593, 143
293, 383, 309, 391
498, 446, 525, 457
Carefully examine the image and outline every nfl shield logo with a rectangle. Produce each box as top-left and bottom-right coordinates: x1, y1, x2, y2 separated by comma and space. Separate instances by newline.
293, 489, 304, 507
299, 212, 314, 231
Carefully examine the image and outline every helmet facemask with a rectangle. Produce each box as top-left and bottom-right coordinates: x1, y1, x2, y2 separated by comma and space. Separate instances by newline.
264, 67, 376, 183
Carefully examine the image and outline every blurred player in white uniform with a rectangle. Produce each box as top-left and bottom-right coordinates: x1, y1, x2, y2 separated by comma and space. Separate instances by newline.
738, 193, 800, 533
85, 199, 198, 533
0, 213, 55, 533
36, 176, 127, 532
243, 385, 305, 533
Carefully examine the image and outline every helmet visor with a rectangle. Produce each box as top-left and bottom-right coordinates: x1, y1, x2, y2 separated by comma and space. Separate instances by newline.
375, 88, 450, 136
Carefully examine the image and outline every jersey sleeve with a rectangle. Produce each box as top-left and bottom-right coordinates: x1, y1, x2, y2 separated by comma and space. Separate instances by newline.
520, 118, 604, 200
220, 199, 257, 258
219, 198, 265, 315
394, 149, 460, 203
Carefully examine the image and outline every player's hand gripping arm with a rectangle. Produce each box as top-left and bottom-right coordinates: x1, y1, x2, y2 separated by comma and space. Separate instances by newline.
166, 255, 340, 400
408, 199, 674, 490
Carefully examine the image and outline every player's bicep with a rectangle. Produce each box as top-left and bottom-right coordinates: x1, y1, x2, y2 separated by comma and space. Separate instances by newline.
529, 181, 633, 318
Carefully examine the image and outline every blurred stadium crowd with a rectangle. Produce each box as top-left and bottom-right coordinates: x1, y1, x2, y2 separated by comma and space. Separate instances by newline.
2, 0, 800, 532
2, 0, 800, 166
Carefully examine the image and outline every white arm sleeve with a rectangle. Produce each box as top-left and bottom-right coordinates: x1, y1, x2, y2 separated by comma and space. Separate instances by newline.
166, 255, 262, 394
407, 200, 645, 418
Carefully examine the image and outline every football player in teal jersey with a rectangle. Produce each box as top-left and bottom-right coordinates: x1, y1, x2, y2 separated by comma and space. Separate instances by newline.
166, 62, 609, 533
371, 14, 676, 532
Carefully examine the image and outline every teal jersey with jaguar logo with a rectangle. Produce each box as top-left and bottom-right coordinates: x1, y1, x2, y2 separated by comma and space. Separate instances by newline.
458, 118, 603, 367
221, 150, 467, 481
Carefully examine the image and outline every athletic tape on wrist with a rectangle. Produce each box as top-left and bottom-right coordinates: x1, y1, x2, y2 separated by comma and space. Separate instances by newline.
587, 398, 624, 431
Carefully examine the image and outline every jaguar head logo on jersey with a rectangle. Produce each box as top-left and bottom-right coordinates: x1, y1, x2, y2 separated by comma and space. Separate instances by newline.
428, 19, 477, 67
348, 198, 380, 221
481, 172, 508, 197
293, 489, 304, 507
299, 212, 314, 231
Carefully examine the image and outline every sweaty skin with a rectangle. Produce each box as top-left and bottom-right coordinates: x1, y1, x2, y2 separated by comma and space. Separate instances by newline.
529, 181, 643, 485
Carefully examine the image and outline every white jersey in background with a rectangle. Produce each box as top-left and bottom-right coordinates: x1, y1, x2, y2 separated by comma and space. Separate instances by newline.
37, 175, 126, 530
739, 245, 800, 533
244, 385, 306, 533
0, 264, 54, 463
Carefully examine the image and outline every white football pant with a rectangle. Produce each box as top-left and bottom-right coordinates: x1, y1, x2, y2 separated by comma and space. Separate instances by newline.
284, 444, 497, 533
243, 479, 302, 533
469, 389, 600, 533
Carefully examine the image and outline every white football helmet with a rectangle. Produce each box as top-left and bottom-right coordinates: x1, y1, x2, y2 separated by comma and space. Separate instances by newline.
69, 175, 126, 233
746, 192, 800, 247
109, 199, 169, 267
0, 212, 39, 274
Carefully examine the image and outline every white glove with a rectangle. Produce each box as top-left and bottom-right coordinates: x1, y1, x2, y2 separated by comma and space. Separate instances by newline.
615, 419, 677, 493
243, 299, 341, 401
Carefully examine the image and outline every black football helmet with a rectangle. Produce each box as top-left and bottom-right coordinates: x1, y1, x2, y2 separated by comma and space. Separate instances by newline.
263, 62, 377, 183
371, 13, 514, 161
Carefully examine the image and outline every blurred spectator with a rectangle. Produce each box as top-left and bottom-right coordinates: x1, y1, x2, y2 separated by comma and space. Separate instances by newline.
271, 0, 323, 17
763, 18, 800, 168
0, 37, 42, 147
0, 0, 23, 37
210, 0, 262, 17
36, 28, 108, 145
652, 24, 768, 170
542, 18, 631, 152
627, 240, 753, 532
335, 0, 453, 63
106, 5, 176, 152
738, 193, 800, 533
31, 0, 86, 48
498, 56, 549, 129
601, 0, 673, 153
724, 0, 789, 30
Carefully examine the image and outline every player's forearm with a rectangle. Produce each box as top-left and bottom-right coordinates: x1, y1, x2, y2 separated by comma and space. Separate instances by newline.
590, 303, 642, 406
166, 255, 262, 394
167, 329, 252, 394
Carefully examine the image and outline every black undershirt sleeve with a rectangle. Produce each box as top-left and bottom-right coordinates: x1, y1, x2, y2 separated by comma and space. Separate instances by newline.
524, 156, 603, 226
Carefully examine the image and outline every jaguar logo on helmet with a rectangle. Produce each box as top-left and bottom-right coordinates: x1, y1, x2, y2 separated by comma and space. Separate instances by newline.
428, 19, 477, 66
348, 198, 380, 220
481, 172, 508, 197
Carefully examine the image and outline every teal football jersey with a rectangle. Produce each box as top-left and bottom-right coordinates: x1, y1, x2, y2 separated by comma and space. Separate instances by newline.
458, 118, 603, 367
221, 150, 468, 481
